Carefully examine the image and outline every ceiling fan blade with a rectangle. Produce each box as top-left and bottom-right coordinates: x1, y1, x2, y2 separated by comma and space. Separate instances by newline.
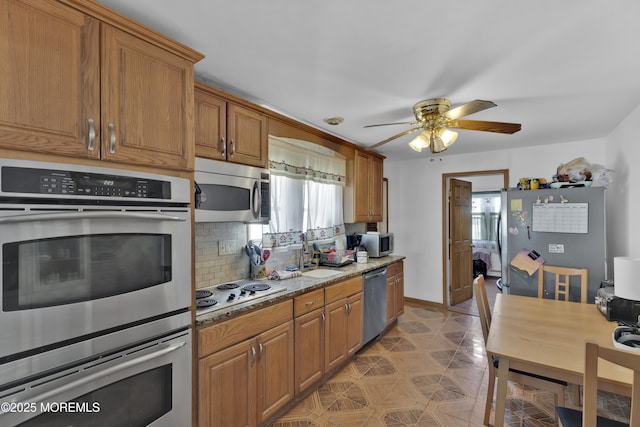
448, 119, 522, 134
443, 100, 497, 120
364, 121, 418, 128
368, 127, 421, 149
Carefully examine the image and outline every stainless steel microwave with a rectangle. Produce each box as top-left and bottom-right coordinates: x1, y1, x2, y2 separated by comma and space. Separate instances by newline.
359, 232, 394, 257
194, 157, 270, 223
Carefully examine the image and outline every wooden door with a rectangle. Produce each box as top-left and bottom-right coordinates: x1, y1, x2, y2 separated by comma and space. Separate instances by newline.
227, 104, 266, 167
324, 299, 347, 371
346, 292, 364, 356
198, 339, 256, 427
0, 0, 100, 159
394, 273, 405, 318
449, 178, 473, 305
294, 308, 325, 394
101, 25, 194, 170
256, 320, 294, 423
195, 85, 227, 160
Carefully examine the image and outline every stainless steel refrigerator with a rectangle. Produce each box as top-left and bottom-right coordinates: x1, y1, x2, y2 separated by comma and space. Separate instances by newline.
500, 186, 606, 303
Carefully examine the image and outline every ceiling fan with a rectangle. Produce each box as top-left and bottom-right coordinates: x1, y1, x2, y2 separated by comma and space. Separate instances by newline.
365, 98, 521, 153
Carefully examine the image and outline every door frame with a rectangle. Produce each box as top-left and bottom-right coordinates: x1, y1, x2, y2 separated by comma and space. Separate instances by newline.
441, 169, 509, 307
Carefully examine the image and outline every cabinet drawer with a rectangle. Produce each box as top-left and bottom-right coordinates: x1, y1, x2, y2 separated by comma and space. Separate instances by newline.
294, 289, 325, 317
198, 299, 293, 357
387, 261, 404, 277
325, 276, 363, 304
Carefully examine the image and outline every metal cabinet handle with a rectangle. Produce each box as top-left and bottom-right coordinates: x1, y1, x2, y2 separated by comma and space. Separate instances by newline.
321, 311, 325, 323
258, 341, 264, 360
87, 118, 95, 151
250, 344, 257, 366
305, 300, 316, 307
230, 140, 235, 156
220, 136, 226, 157
108, 122, 116, 154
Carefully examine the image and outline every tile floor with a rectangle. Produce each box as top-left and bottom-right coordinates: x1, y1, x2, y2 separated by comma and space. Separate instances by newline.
272, 298, 631, 426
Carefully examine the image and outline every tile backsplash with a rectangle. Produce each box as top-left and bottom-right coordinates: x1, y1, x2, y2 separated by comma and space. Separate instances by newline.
195, 222, 249, 288
195, 222, 367, 288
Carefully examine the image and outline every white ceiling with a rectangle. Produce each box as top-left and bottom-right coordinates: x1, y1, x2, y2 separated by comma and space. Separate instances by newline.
97, 0, 640, 160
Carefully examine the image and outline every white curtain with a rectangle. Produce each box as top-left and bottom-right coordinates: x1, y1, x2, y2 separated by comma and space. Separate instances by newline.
266, 137, 346, 245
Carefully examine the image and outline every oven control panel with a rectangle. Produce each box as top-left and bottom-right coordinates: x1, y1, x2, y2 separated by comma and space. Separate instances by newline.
1, 166, 171, 199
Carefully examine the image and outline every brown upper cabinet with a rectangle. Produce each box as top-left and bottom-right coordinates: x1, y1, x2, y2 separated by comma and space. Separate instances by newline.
0, 0, 202, 171
345, 150, 384, 223
195, 82, 267, 168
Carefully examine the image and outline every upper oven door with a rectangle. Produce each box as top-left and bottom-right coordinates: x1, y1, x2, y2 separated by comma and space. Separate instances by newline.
194, 171, 260, 222
0, 205, 191, 360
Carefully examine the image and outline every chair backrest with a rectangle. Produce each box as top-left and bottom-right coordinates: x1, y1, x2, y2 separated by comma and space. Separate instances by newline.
537, 265, 588, 303
473, 275, 491, 343
582, 341, 639, 427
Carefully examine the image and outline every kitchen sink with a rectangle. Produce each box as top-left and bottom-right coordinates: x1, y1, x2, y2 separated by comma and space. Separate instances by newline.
302, 269, 342, 279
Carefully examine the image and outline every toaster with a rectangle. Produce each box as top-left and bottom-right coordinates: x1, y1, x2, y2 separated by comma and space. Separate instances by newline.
595, 282, 640, 324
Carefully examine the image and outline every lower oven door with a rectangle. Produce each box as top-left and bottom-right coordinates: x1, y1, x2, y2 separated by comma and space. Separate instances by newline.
0, 204, 191, 360
0, 328, 191, 427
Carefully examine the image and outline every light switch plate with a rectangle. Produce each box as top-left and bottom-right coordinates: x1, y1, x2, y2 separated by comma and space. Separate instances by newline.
219, 240, 235, 255
548, 244, 565, 254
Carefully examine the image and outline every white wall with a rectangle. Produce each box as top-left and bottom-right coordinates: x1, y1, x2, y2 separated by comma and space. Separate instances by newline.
386, 139, 606, 304
605, 103, 640, 264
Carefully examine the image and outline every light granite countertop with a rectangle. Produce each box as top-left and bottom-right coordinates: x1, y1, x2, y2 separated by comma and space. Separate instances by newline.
195, 255, 405, 327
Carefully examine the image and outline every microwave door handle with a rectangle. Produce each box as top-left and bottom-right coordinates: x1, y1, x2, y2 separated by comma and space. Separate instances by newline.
5, 341, 186, 412
252, 181, 260, 219
0, 211, 187, 224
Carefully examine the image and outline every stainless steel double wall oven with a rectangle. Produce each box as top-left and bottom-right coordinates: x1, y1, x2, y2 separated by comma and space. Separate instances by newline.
0, 159, 192, 426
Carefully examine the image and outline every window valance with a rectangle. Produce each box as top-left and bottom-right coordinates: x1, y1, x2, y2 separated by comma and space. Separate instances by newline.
268, 136, 346, 185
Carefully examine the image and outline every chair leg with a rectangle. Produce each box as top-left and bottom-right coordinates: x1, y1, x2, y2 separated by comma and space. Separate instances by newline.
484, 372, 495, 425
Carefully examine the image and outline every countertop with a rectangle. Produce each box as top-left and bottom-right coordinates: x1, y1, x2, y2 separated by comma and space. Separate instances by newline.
195, 255, 405, 327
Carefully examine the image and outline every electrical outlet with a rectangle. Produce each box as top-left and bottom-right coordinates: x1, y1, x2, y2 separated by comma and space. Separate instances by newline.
218, 240, 235, 256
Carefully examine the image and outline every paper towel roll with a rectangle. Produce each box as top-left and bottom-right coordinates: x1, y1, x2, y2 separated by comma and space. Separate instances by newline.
614, 257, 640, 300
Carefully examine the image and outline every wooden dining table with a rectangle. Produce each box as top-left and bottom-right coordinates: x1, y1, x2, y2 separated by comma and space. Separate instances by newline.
485, 293, 633, 427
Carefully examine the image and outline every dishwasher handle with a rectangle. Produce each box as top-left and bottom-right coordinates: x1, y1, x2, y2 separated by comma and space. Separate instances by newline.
364, 267, 387, 280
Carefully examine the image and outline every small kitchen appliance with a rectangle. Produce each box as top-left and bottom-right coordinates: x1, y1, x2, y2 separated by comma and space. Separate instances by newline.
596, 282, 640, 324
359, 232, 394, 258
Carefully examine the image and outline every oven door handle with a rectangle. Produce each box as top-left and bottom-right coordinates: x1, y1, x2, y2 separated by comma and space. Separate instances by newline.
3, 340, 186, 411
0, 211, 187, 224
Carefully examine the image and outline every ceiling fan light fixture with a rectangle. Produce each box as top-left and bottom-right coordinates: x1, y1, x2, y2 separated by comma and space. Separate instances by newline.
408, 130, 431, 152
429, 128, 458, 153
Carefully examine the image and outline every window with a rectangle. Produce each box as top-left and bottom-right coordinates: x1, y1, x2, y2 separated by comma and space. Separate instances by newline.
255, 136, 347, 247
472, 193, 501, 241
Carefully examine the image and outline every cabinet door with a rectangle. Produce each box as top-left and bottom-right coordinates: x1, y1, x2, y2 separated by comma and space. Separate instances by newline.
195, 87, 227, 160
0, 0, 100, 158
394, 274, 405, 318
227, 103, 266, 168
101, 25, 194, 170
256, 320, 294, 423
369, 155, 384, 221
199, 339, 256, 427
386, 276, 397, 325
346, 292, 364, 356
353, 151, 371, 222
294, 308, 324, 395
324, 299, 348, 372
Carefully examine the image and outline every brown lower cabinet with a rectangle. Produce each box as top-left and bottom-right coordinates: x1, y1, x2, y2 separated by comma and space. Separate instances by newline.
198, 275, 367, 426
198, 300, 294, 427
386, 261, 405, 325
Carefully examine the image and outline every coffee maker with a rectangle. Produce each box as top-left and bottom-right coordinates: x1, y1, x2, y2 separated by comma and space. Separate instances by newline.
346, 234, 362, 251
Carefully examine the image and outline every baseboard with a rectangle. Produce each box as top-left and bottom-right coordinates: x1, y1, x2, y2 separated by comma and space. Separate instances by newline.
404, 297, 444, 311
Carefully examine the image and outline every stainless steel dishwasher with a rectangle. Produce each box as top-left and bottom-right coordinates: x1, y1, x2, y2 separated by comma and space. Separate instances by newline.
363, 267, 388, 345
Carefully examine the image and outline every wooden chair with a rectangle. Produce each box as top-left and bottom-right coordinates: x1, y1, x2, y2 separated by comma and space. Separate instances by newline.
473, 275, 566, 425
555, 341, 639, 427
538, 265, 589, 303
